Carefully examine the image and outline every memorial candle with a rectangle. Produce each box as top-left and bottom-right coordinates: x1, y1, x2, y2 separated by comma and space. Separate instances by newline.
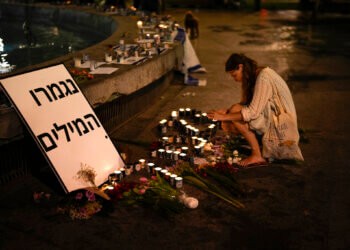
185, 108, 191, 117
179, 108, 185, 117
139, 159, 146, 168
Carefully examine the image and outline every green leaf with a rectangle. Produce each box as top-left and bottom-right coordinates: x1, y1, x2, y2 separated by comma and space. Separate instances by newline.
184, 176, 244, 209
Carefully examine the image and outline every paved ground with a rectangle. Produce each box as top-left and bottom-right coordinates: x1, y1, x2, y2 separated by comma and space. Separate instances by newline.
1, 8, 350, 250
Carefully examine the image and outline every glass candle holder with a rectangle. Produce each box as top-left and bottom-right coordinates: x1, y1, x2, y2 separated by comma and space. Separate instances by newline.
170, 174, 177, 187
175, 177, 183, 189
179, 108, 185, 117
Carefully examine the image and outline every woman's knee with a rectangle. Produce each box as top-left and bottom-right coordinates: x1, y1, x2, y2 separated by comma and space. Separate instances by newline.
221, 121, 239, 134
228, 103, 243, 113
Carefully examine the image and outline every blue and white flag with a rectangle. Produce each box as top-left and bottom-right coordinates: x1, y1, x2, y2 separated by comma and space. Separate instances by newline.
173, 27, 207, 76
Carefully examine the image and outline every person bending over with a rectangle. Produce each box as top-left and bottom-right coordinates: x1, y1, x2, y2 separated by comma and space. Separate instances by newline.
207, 53, 301, 167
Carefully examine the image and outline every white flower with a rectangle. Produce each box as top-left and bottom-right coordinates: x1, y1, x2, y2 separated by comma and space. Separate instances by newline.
184, 197, 199, 209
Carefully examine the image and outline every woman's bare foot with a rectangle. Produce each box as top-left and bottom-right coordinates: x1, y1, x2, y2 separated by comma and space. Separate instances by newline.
238, 155, 267, 167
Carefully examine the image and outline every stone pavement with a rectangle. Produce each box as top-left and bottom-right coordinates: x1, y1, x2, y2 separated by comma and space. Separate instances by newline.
1, 8, 350, 250
111, 9, 350, 249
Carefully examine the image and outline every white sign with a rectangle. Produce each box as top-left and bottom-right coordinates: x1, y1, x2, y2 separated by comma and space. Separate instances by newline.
0, 64, 125, 193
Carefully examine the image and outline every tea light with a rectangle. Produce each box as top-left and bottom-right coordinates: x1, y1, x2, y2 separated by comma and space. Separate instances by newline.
201, 113, 208, 123
114, 170, 122, 182
185, 108, 191, 117
181, 146, 188, 153
175, 135, 182, 144
160, 169, 168, 177
108, 173, 118, 185
185, 125, 192, 135
171, 110, 178, 120
154, 34, 160, 44
175, 177, 183, 189
105, 53, 112, 63
154, 167, 162, 176
120, 167, 126, 177
139, 159, 146, 168
179, 108, 185, 117
194, 113, 201, 123
173, 151, 180, 161
151, 150, 157, 158
191, 136, 198, 145
191, 127, 198, 137
213, 119, 220, 125
147, 162, 155, 174
137, 20, 143, 29
208, 124, 216, 130
179, 153, 187, 161
165, 172, 172, 182
193, 128, 200, 136
162, 136, 169, 144
179, 119, 187, 125
200, 139, 208, 144
166, 150, 173, 160
159, 119, 167, 134
157, 148, 165, 158
194, 145, 201, 156
170, 174, 177, 187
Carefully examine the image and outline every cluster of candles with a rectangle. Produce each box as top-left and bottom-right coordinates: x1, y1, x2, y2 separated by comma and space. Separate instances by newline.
74, 15, 175, 69
157, 108, 219, 155
107, 107, 221, 191
136, 19, 175, 44
107, 158, 183, 189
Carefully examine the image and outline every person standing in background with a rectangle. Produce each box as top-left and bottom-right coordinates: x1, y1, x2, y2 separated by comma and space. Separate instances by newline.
184, 11, 199, 48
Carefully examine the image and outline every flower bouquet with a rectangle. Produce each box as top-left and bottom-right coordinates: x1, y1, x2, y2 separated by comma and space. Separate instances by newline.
107, 175, 185, 217
69, 69, 94, 84
173, 162, 244, 209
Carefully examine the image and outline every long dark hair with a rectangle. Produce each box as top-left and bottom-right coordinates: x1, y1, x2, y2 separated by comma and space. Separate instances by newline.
225, 53, 258, 105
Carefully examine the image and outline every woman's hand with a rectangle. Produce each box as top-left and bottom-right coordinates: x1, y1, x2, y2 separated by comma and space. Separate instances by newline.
207, 109, 228, 120
207, 111, 216, 120
207, 110, 222, 120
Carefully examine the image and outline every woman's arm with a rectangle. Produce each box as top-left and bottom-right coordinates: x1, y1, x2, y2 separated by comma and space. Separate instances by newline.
210, 111, 243, 121
207, 106, 243, 121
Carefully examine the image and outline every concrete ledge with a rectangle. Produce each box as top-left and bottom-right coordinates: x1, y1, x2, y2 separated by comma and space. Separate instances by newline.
81, 47, 182, 106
